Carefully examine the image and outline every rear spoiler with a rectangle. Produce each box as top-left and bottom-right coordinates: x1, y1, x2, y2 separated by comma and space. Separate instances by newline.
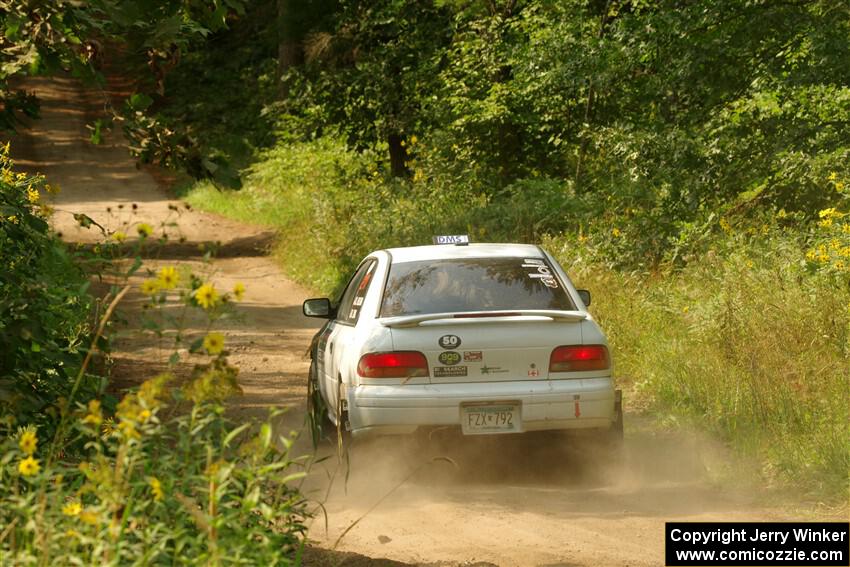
379, 310, 587, 328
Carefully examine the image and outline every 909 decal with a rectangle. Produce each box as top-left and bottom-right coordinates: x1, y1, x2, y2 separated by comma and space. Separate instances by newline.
438, 351, 461, 366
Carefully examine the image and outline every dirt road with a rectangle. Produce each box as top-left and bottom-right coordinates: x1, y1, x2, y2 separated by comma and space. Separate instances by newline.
9, 76, 839, 567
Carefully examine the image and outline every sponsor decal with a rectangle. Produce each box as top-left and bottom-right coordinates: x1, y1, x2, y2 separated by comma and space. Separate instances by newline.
353, 296, 364, 307
438, 334, 462, 349
433, 234, 469, 245
463, 350, 483, 362
522, 258, 559, 289
481, 365, 509, 375
438, 351, 462, 366
434, 366, 468, 378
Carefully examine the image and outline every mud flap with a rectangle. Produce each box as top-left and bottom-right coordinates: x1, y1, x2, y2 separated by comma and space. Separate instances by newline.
612, 389, 624, 440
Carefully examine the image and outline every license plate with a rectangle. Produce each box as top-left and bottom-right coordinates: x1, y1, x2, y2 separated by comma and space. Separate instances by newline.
461, 402, 521, 435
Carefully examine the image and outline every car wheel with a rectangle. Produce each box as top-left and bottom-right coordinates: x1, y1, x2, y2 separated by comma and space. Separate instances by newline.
307, 359, 333, 447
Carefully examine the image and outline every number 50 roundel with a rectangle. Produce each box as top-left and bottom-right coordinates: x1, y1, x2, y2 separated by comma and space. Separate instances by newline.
438, 334, 461, 349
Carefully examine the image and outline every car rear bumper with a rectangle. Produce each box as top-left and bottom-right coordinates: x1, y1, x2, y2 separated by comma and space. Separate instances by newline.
347, 377, 617, 437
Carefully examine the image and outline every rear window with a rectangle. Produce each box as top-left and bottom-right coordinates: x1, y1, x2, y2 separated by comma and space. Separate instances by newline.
380, 257, 575, 317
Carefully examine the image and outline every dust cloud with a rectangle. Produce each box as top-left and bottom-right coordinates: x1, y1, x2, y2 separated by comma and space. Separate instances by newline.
302, 418, 783, 567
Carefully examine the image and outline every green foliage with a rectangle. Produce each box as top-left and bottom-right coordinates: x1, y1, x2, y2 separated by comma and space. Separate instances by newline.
0, 0, 256, 193
272, 0, 849, 263
0, 146, 99, 435
299, 1, 451, 149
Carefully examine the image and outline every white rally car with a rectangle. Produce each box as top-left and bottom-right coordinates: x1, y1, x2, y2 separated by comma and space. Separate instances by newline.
303, 238, 622, 443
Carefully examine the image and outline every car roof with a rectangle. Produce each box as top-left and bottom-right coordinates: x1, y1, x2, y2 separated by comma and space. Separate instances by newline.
382, 243, 544, 263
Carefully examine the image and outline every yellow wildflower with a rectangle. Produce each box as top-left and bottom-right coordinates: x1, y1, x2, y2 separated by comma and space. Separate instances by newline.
719, 218, 732, 233
18, 430, 37, 455
137, 223, 153, 238
26, 187, 39, 204
818, 218, 833, 229
149, 477, 164, 502
112, 231, 126, 243
839, 247, 850, 258
137, 373, 171, 407
101, 417, 115, 437
819, 208, 838, 219
7, 215, 18, 224
18, 456, 40, 477
79, 510, 99, 526
805, 250, 817, 261
194, 283, 220, 309
828, 171, 837, 181
138, 409, 151, 423
834, 260, 846, 270
82, 399, 102, 426
830, 239, 841, 250
836, 181, 845, 192
232, 282, 245, 301
203, 332, 225, 355
117, 420, 139, 440
62, 501, 82, 517
612, 228, 622, 238
157, 266, 179, 289
140, 279, 160, 296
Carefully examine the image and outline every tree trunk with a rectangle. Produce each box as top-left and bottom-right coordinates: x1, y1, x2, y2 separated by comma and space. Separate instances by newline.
388, 133, 408, 177
277, 0, 302, 96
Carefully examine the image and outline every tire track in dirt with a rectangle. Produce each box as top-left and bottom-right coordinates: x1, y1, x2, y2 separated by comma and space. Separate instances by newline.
9, 75, 844, 567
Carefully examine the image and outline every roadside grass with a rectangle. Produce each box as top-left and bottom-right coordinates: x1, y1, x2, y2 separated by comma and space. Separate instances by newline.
177, 137, 356, 293
180, 138, 849, 501
550, 233, 849, 498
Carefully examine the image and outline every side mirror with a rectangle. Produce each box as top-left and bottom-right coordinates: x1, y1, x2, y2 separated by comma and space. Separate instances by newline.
303, 298, 333, 318
577, 289, 591, 307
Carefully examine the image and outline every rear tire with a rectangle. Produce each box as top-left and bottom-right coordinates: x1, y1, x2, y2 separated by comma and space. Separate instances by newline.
307, 360, 334, 447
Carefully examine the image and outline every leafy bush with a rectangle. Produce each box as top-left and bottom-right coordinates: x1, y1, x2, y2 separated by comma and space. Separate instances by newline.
546, 221, 850, 497
0, 145, 99, 435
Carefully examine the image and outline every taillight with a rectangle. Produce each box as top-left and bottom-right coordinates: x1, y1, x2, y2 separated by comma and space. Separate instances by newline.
549, 345, 610, 372
357, 351, 429, 378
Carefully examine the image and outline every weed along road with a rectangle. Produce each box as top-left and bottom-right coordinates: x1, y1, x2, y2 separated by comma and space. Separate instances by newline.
11, 76, 843, 567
